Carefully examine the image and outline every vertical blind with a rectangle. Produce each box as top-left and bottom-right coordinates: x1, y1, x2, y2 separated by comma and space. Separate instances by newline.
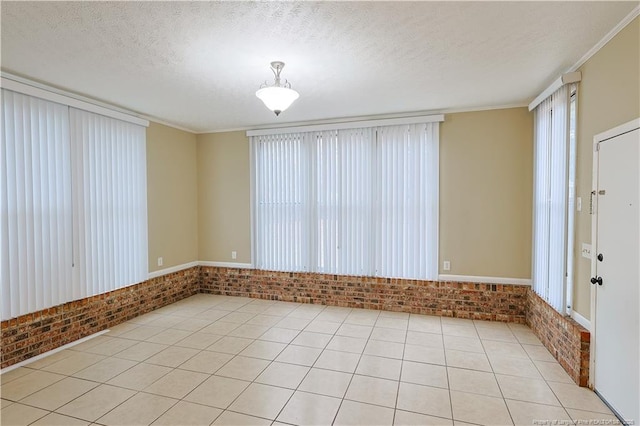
1, 89, 148, 321
532, 84, 571, 313
1, 90, 74, 318
71, 109, 148, 300
252, 122, 439, 280
316, 128, 374, 276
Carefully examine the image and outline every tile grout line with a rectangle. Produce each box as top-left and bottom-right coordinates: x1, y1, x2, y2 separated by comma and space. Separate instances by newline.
328, 311, 379, 425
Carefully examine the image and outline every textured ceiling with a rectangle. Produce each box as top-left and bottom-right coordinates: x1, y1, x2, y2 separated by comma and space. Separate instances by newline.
1, 1, 636, 132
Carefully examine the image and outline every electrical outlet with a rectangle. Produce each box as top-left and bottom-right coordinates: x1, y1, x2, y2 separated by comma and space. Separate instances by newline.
581, 244, 591, 259
443, 260, 451, 271
157, 257, 163, 266
231, 251, 237, 260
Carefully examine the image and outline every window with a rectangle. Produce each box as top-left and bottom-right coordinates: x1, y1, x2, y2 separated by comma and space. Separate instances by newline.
532, 84, 577, 313
1, 89, 148, 320
251, 120, 440, 280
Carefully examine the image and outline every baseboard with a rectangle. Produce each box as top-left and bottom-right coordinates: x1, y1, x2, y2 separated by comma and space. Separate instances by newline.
438, 274, 531, 286
199, 261, 254, 269
149, 263, 532, 286
571, 310, 591, 330
0, 330, 109, 374
148, 261, 199, 279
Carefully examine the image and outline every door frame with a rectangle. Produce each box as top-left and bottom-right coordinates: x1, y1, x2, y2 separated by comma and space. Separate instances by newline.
589, 117, 640, 388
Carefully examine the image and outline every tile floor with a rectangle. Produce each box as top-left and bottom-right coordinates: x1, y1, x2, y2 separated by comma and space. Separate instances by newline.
0, 294, 620, 426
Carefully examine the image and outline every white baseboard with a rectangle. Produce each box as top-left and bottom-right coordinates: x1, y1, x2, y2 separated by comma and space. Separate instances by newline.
148, 261, 199, 279
199, 261, 254, 269
438, 274, 531, 286
571, 310, 591, 330
0, 330, 109, 374
148, 263, 531, 285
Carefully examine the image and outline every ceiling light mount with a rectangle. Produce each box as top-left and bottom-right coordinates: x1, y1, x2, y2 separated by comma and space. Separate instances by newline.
256, 61, 299, 116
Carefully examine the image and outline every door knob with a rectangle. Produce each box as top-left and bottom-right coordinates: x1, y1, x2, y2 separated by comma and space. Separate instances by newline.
597, 253, 604, 262
591, 276, 603, 285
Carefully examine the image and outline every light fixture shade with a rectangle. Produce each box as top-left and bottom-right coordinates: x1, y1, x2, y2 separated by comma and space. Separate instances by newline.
256, 86, 299, 116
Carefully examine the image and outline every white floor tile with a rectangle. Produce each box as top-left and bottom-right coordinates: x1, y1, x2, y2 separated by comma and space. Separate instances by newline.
275, 345, 322, 367
228, 383, 293, 420
298, 368, 353, 398
314, 350, 360, 373
345, 375, 398, 408
97, 392, 177, 425
152, 400, 222, 425
334, 400, 395, 426
277, 391, 341, 425
20, 377, 97, 410
56, 384, 136, 422
215, 356, 270, 381
397, 382, 451, 418
184, 375, 250, 409
7, 294, 617, 426
255, 362, 310, 389
178, 350, 233, 374
356, 355, 402, 381
394, 409, 453, 426
450, 390, 512, 425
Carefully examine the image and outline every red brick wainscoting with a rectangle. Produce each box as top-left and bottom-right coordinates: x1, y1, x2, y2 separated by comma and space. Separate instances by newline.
526, 289, 590, 386
200, 267, 528, 323
2, 265, 589, 388
0, 267, 200, 369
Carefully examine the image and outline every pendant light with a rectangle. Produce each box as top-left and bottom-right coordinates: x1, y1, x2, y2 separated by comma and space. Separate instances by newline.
256, 61, 299, 116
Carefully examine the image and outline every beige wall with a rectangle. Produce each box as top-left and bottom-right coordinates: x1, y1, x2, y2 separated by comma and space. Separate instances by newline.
572, 17, 639, 319
146, 19, 638, 306
147, 122, 199, 272
197, 131, 251, 263
440, 108, 533, 278
198, 108, 534, 279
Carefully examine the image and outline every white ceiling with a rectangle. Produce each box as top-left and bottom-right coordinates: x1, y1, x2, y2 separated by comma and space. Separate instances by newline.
1, 1, 636, 133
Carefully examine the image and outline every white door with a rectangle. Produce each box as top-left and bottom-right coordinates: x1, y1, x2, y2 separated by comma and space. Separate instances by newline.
593, 123, 639, 424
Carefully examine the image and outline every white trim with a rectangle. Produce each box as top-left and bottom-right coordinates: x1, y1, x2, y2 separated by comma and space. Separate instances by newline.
1, 73, 149, 127
570, 5, 640, 73
0, 330, 109, 374
148, 261, 200, 279
529, 6, 639, 113
201, 104, 528, 134
593, 118, 640, 143
147, 261, 534, 284
590, 130, 600, 388
528, 72, 582, 111
199, 261, 254, 269
438, 274, 531, 286
246, 114, 445, 137
571, 310, 591, 330
144, 115, 196, 134
589, 117, 640, 387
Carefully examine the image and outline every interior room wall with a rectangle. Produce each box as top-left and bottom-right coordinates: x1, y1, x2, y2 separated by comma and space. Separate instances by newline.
572, 16, 639, 320
198, 107, 534, 280
146, 122, 199, 272
440, 108, 533, 278
197, 131, 252, 263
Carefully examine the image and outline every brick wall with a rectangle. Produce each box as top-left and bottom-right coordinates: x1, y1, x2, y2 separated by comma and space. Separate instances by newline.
1, 265, 589, 388
526, 289, 590, 386
0, 267, 200, 369
200, 267, 528, 322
